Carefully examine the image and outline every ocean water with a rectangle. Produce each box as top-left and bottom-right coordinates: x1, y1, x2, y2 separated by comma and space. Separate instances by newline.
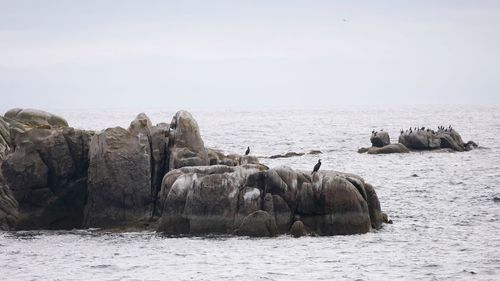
1, 106, 499, 280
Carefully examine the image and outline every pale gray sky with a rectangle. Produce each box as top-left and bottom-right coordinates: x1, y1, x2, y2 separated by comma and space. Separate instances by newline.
1, 0, 499, 110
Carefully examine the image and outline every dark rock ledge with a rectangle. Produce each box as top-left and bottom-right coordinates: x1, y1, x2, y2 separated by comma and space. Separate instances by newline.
0, 108, 389, 237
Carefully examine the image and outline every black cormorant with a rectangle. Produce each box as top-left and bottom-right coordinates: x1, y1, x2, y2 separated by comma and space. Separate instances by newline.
245, 146, 250, 155
312, 159, 321, 174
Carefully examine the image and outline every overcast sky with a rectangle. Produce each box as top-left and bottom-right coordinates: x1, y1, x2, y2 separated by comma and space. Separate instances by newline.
0, 0, 499, 110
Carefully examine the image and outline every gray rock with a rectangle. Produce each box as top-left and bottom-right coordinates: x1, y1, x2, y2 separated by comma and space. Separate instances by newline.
267, 168, 374, 235
168, 111, 208, 170
370, 131, 390, 147
128, 113, 169, 217
84, 126, 152, 228
367, 143, 410, 154
399, 130, 441, 150
234, 210, 277, 237
0, 174, 19, 230
290, 220, 307, 237
5, 108, 68, 128
1, 128, 89, 229
157, 165, 266, 235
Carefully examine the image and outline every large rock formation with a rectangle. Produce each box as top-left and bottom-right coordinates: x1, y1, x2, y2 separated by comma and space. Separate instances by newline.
168, 111, 208, 170
0, 108, 390, 237
84, 126, 152, 228
157, 165, 387, 236
1, 127, 91, 229
5, 108, 68, 128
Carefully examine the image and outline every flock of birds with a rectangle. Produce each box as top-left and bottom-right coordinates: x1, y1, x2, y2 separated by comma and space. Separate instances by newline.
369, 125, 454, 137
399, 125, 454, 136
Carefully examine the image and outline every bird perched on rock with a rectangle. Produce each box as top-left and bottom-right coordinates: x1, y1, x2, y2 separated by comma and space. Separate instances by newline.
312, 159, 321, 174
245, 146, 250, 155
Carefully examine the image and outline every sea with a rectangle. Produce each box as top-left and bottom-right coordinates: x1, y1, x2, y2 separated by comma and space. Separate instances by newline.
1, 106, 499, 280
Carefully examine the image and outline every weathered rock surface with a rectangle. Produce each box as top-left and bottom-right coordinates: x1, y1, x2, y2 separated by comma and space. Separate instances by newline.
168, 111, 208, 170
84, 126, 152, 228
157, 165, 387, 236
0, 174, 18, 230
290, 220, 307, 237
5, 108, 68, 128
157, 165, 267, 235
0, 108, 390, 237
399, 127, 476, 152
1, 128, 90, 229
367, 143, 410, 154
234, 210, 277, 237
370, 131, 390, 147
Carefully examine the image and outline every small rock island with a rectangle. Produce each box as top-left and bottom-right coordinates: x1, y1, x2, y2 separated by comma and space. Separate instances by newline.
359, 127, 478, 154
0, 108, 389, 237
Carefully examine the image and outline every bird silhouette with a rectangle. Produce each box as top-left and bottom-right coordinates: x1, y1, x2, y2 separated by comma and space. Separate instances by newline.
245, 146, 250, 156
312, 159, 321, 174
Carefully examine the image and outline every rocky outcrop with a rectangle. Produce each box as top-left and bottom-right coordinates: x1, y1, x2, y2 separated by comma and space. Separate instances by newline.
370, 130, 390, 147
398, 129, 440, 150
157, 165, 387, 236
360, 127, 477, 154
265, 169, 377, 235
157, 165, 268, 235
5, 108, 68, 128
1, 127, 90, 229
398, 127, 476, 152
0, 108, 390, 237
367, 143, 410, 154
168, 111, 209, 170
84, 126, 152, 228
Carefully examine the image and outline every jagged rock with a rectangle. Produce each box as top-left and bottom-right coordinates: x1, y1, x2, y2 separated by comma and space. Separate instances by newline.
370, 131, 390, 147
5, 108, 68, 128
290, 220, 307, 237
84, 126, 152, 228
234, 210, 277, 237
127, 113, 169, 216
1, 128, 89, 229
367, 143, 410, 154
168, 111, 208, 170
